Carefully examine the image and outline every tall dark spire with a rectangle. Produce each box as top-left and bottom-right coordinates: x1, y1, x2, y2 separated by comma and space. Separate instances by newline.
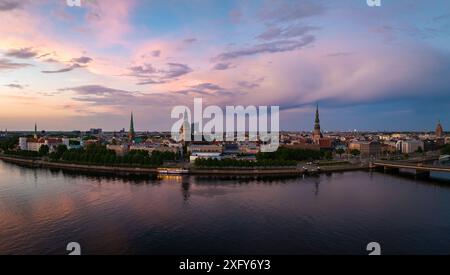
128, 112, 135, 141
314, 103, 320, 130
34, 122, 38, 139
313, 103, 322, 142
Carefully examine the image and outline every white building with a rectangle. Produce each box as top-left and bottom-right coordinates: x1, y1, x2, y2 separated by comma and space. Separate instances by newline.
401, 140, 424, 154
130, 144, 180, 155
189, 152, 222, 163
19, 137, 28, 150
19, 137, 64, 152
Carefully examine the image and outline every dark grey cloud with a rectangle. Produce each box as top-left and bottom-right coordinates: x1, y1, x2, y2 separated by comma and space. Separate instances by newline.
136, 79, 167, 85
5, 47, 38, 59
63, 85, 140, 106
41, 63, 83, 74
37, 53, 51, 59
129, 64, 164, 85
259, 1, 326, 23
60, 85, 135, 96
213, 62, 234, 70
173, 82, 228, 96
60, 82, 244, 111
257, 25, 319, 40
71, 56, 93, 64
60, 85, 176, 107
4, 83, 26, 89
0, 0, 22, 11
164, 63, 192, 78
190, 83, 224, 91
0, 58, 31, 70
129, 62, 193, 85
213, 35, 315, 61
129, 63, 157, 76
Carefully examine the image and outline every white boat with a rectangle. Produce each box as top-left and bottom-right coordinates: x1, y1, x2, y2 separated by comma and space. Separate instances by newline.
157, 168, 189, 174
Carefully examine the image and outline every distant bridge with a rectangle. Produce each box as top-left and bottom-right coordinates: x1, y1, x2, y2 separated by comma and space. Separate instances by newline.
440, 155, 450, 162
371, 160, 450, 177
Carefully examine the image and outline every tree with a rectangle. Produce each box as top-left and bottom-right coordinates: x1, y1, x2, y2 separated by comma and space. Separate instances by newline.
56, 144, 68, 156
324, 151, 333, 160
336, 148, 345, 158
256, 147, 322, 162
350, 149, 360, 156
0, 136, 18, 151
441, 144, 450, 155
39, 145, 49, 156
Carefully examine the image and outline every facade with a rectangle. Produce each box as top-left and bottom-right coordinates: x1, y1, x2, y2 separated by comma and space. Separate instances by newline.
223, 143, 240, 155
349, 141, 381, 157
359, 141, 381, 157
318, 138, 333, 149
283, 143, 321, 151
188, 144, 223, 153
382, 141, 398, 153
19, 137, 64, 152
19, 137, 28, 150
239, 142, 260, 154
348, 141, 362, 151
401, 140, 424, 154
189, 152, 222, 163
130, 144, 180, 155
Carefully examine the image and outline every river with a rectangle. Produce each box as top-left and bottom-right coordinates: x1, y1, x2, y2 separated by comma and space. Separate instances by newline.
1, 160, 450, 255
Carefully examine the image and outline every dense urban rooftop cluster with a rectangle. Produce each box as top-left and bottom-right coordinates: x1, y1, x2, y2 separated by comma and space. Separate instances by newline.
1, 107, 449, 166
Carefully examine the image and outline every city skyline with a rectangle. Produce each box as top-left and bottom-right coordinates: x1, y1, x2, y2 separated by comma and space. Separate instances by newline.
3, 109, 446, 134
0, 0, 450, 131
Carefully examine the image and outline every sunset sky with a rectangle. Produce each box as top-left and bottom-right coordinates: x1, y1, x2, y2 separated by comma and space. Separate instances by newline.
0, 0, 449, 131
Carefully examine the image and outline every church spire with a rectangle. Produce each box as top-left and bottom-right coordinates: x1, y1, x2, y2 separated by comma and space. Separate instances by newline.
128, 112, 135, 141
34, 122, 38, 139
314, 103, 321, 131
315, 103, 320, 125
313, 103, 323, 142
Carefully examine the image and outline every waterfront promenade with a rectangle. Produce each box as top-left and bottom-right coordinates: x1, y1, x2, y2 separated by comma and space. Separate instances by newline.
0, 155, 365, 176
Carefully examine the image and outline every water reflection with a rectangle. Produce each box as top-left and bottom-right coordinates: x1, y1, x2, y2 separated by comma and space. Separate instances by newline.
1, 160, 450, 255
182, 180, 191, 202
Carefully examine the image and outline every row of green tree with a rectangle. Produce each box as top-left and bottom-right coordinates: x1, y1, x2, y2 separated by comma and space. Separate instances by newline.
4, 149, 41, 158
0, 136, 19, 152
194, 158, 297, 168
256, 147, 326, 161
50, 145, 178, 167
442, 144, 450, 155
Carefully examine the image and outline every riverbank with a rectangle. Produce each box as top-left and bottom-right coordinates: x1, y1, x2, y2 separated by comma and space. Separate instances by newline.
0, 155, 158, 175
0, 154, 366, 176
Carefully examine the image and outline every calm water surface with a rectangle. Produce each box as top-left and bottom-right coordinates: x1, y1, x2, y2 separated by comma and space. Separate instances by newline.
1, 160, 450, 255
